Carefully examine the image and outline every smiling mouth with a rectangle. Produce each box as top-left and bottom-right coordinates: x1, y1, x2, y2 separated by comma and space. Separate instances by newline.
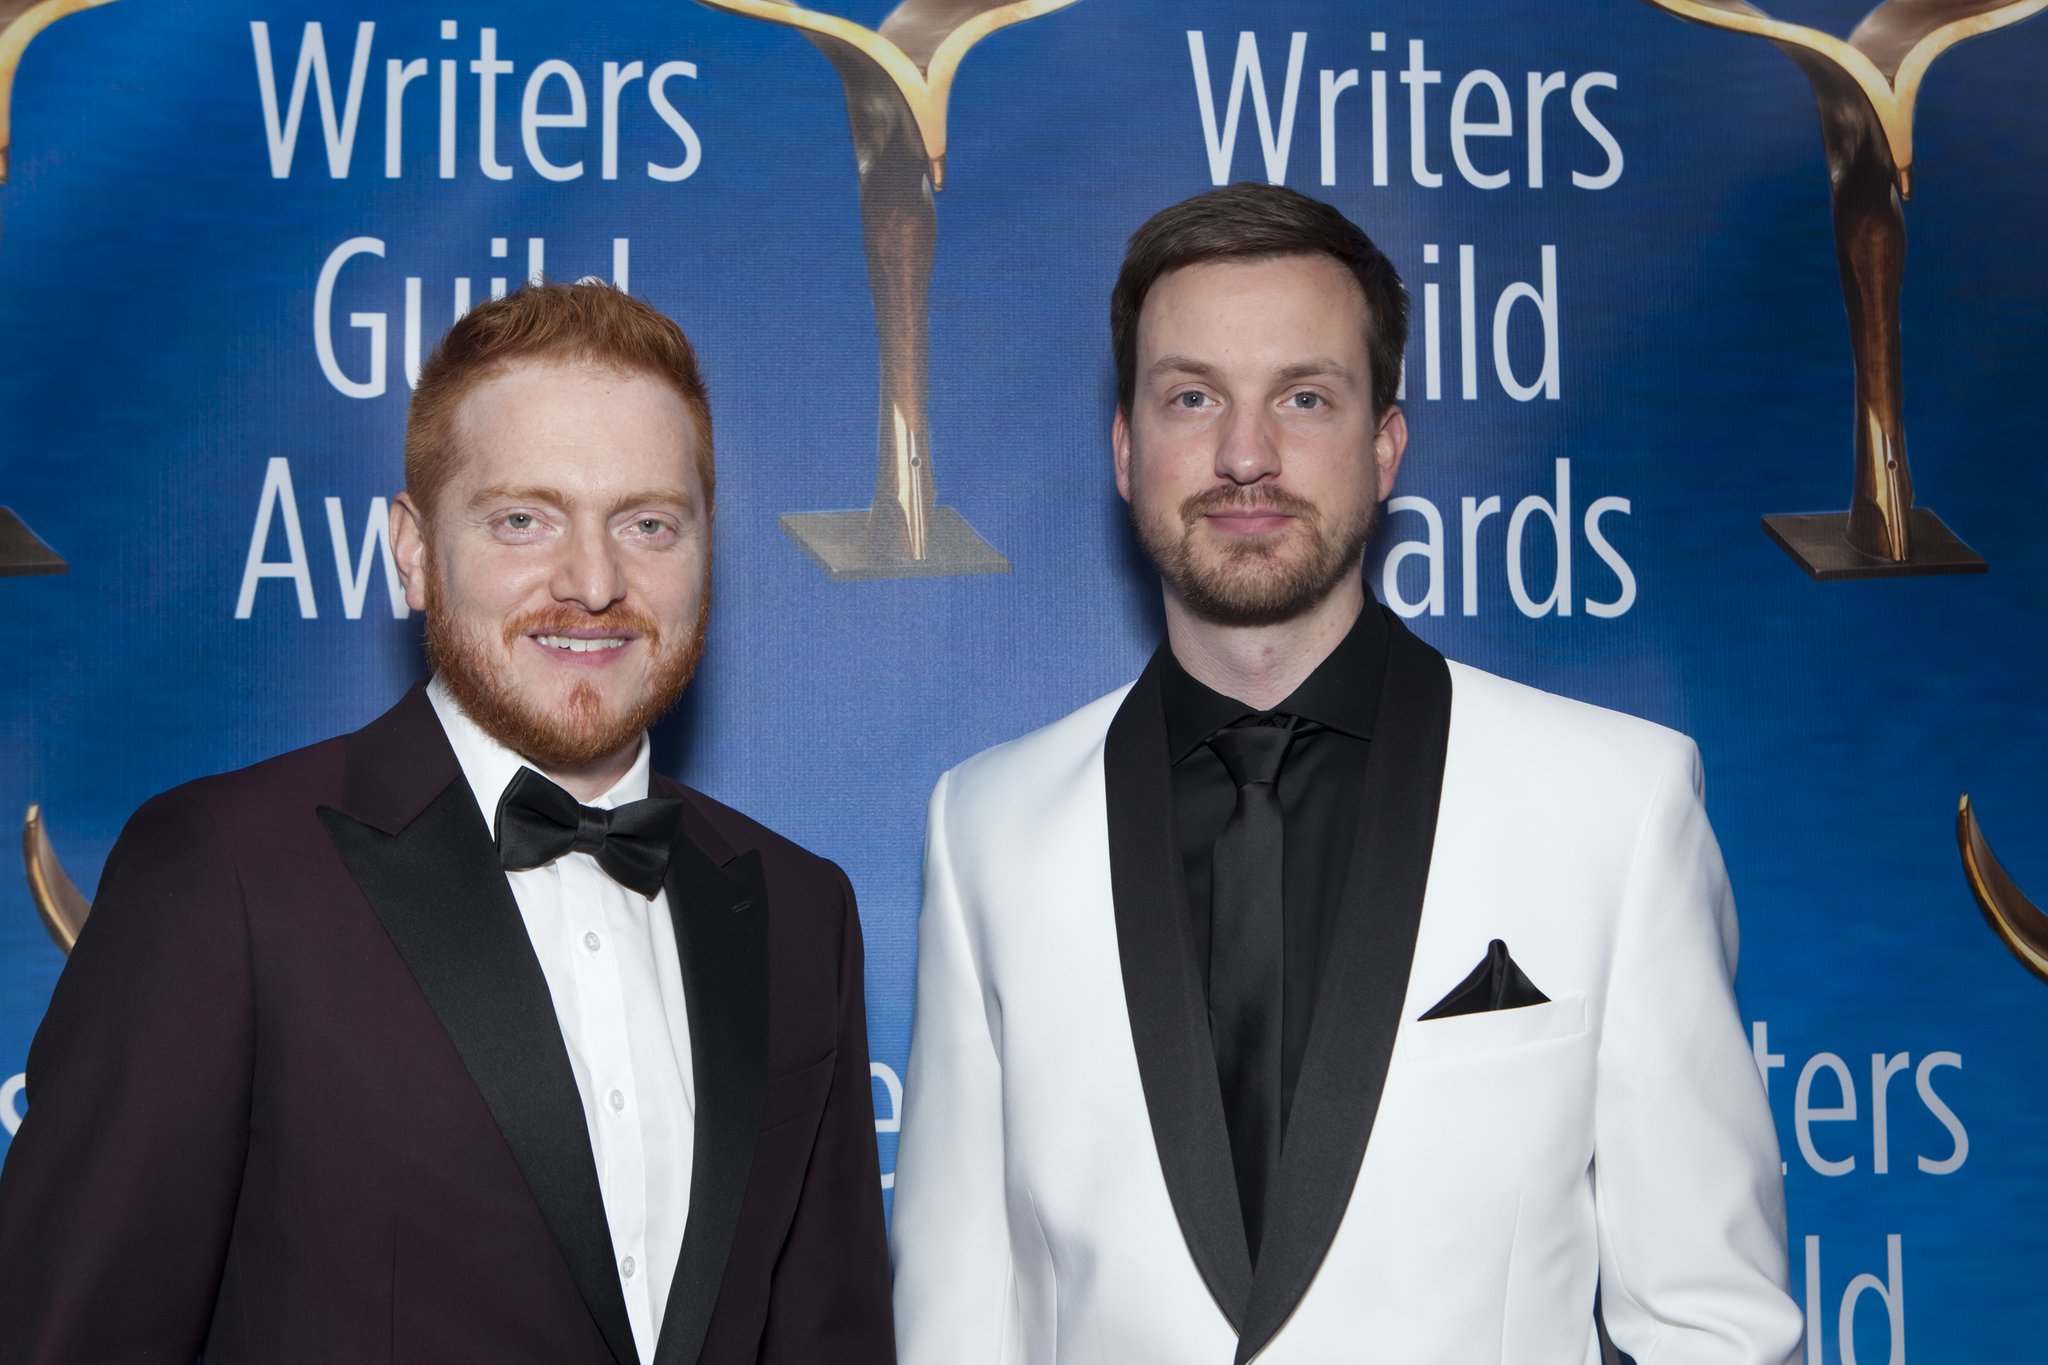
533, 635, 630, 654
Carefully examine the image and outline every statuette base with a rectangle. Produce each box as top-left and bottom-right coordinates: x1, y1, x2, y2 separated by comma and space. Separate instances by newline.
1762, 509, 1986, 581
0, 507, 66, 576
780, 507, 1010, 581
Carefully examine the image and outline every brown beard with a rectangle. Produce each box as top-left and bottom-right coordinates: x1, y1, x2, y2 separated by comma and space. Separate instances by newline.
424, 569, 710, 773
1133, 482, 1377, 627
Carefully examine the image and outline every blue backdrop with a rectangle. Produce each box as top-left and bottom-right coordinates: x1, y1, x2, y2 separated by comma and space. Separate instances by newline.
3, 2, 2044, 1358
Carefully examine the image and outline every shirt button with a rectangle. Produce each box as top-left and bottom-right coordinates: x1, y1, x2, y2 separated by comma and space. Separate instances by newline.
584, 931, 602, 953
622, 1255, 636, 1279
609, 1089, 625, 1113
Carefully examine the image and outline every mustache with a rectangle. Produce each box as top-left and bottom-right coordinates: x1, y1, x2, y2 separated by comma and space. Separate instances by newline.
1179, 485, 1320, 527
502, 604, 663, 644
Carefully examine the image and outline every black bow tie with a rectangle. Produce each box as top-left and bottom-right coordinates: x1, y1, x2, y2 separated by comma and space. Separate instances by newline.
494, 766, 685, 898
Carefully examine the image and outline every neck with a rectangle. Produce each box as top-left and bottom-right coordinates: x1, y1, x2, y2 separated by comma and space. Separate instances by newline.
1163, 576, 1367, 711
537, 742, 641, 804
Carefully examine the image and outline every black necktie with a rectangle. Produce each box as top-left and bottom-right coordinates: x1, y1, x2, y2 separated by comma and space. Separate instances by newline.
1207, 716, 1297, 1266
494, 766, 685, 898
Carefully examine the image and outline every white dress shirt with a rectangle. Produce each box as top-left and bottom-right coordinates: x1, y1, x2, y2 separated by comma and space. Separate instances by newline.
429, 677, 693, 1365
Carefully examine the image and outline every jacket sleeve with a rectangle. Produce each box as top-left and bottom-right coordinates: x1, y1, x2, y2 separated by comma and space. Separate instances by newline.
1592, 741, 1803, 1365
0, 789, 256, 1365
760, 863, 896, 1364
890, 768, 1020, 1364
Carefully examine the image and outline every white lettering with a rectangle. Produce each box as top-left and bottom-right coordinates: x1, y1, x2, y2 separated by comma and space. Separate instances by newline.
1460, 494, 1501, 617
1869, 1051, 1911, 1175
602, 62, 645, 181
1, 1073, 24, 1137
1915, 1051, 1967, 1174
1492, 244, 1559, 402
1795, 1052, 1858, 1176
646, 62, 703, 182
1751, 1020, 1786, 1094
1506, 457, 1571, 618
1838, 1235, 1906, 1365
1582, 495, 1635, 617
1380, 496, 1444, 617
1449, 69, 1511, 189
523, 59, 588, 181
385, 57, 428, 178
1187, 30, 1306, 185
472, 27, 515, 180
1525, 71, 1565, 188
1318, 67, 1358, 187
251, 21, 375, 178
1570, 72, 1623, 189
872, 1061, 903, 1191
324, 497, 409, 620
314, 236, 388, 399
1400, 38, 1442, 187
237, 458, 317, 620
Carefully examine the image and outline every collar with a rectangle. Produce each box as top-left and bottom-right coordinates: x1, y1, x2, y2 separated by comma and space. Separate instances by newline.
1160, 600, 1391, 762
426, 675, 652, 835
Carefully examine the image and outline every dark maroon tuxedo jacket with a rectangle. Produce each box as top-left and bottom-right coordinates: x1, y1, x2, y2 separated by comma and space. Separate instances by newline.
0, 684, 895, 1365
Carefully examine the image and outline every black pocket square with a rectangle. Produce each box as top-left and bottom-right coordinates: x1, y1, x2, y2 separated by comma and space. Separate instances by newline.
1418, 939, 1551, 1020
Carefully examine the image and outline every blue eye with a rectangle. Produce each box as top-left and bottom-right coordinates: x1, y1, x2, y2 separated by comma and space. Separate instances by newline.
1289, 392, 1324, 410
504, 513, 537, 530
1175, 391, 1209, 408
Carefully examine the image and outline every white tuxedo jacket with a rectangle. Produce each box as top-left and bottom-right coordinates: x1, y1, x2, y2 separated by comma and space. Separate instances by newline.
891, 614, 1800, 1365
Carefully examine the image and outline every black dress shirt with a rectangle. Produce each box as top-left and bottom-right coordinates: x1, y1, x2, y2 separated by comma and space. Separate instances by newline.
1161, 603, 1389, 1130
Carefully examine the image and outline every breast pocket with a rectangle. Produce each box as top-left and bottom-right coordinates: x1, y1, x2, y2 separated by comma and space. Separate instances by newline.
1401, 992, 1588, 1063
758, 1049, 837, 1134
1377, 992, 1597, 1203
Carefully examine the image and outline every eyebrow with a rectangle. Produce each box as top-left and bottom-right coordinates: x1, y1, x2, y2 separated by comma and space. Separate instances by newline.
1147, 355, 1361, 387
468, 485, 699, 514
1273, 359, 1360, 386
1148, 354, 1220, 382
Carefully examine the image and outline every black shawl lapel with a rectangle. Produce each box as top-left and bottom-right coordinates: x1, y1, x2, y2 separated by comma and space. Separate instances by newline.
319, 686, 638, 1365
1105, 657, 1255, 1329
1233, 611, 1453, 1363
650, 822, 767, 1365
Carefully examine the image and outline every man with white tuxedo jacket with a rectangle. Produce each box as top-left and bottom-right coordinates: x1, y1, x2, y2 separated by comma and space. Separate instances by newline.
889, 184, 1801, 1364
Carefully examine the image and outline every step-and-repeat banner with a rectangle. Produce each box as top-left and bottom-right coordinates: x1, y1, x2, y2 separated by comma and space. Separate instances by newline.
2, 0, 2043, 1357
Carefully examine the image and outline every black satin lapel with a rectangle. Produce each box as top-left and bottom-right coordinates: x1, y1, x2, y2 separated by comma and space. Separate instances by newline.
650, 840, 766, 1365
1105, 659, 1255, 1329
1234, 613, 1454, 1364
319, 786, 639, 1365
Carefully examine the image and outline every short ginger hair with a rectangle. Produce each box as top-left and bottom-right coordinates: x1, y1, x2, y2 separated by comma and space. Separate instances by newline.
405, 282, 715, 517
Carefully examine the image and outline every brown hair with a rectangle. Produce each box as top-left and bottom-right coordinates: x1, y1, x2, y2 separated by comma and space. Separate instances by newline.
405, 282, 714, 517
1110, 183, 1409, 416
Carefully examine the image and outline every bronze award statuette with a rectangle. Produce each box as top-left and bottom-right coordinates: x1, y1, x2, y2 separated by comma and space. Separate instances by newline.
1959, 795, 2048, 985
24, 804, 87, 952
694, 0, 1082, 580
6, 0, 113, 949
1642, 0, 2043, 580
2, 0, 114, 184
4, 1, 95, 575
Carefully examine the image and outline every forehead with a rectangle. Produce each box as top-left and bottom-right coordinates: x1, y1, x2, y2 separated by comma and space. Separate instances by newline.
1139, 253, 1371, 362
447, 358, 702, 501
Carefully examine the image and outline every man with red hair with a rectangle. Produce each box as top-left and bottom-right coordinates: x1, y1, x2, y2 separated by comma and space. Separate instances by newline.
0, 283, 895, 1365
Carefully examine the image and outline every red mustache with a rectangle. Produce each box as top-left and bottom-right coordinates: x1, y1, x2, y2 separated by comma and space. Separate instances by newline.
503, 605, 662, 645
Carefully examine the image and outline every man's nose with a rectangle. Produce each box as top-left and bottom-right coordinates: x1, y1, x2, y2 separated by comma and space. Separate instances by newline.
551, 523, 628, 611
1213, 403, 1281, 485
